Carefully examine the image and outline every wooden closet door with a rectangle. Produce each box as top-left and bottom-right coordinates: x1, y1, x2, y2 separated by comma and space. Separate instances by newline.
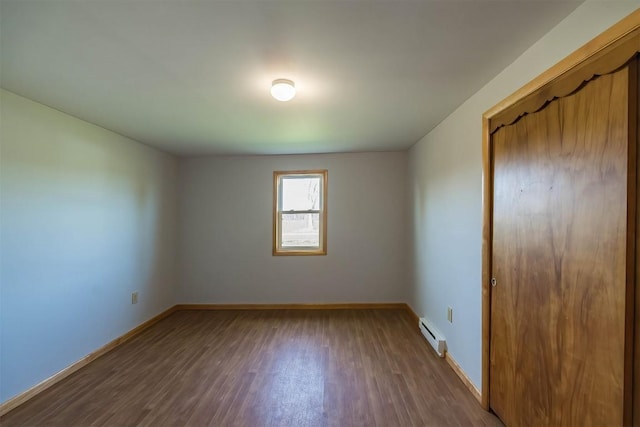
489, 65, 633, 426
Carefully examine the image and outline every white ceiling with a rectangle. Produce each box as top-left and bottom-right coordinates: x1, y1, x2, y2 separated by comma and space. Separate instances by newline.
1, 0, 583, 156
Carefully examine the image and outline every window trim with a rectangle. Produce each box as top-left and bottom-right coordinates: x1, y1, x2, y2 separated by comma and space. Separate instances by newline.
273, 169, 328, 256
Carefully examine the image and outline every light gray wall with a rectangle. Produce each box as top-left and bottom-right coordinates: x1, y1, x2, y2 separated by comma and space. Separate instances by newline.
0, 89, 178, 402
178, 152, 408, 303
407, 1, 639, 390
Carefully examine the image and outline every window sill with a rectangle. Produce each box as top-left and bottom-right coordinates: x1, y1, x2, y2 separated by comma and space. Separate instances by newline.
273, 249, 327, 256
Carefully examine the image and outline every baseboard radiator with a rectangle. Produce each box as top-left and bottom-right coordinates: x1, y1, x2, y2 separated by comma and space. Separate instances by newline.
419, 317, 446, 357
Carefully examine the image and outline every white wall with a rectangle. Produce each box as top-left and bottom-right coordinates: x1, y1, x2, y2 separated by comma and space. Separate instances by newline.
407, 1, 639, 390
178, 152, 408, 303
0, 89, 178, 402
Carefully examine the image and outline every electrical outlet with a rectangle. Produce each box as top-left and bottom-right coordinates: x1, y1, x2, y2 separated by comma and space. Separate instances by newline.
131, 292, 138, 305
447, 306, 453, 323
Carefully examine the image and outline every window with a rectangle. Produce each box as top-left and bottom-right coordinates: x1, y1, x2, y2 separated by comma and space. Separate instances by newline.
273, 170, 327, 255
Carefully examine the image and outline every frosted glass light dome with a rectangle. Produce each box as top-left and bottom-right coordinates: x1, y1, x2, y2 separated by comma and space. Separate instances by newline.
271, 79, 296, 101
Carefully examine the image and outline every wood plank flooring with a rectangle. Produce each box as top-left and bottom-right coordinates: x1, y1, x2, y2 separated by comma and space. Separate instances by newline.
1, 309, 502, 427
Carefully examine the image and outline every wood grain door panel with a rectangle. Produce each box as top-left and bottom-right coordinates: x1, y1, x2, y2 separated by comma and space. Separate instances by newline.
490, 66, 631, 426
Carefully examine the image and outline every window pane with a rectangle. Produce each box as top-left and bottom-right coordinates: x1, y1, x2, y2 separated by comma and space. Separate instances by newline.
281, 213, 320, 247
282, 177, 321, 211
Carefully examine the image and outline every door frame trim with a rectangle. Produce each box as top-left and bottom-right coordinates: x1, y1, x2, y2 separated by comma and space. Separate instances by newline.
481, 9, 640, 412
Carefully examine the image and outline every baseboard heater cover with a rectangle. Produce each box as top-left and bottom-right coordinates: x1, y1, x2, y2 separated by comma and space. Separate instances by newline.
419, 317, 446, 357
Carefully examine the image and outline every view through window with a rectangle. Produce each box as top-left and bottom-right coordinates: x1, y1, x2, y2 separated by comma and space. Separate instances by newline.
273, 170, 327, 255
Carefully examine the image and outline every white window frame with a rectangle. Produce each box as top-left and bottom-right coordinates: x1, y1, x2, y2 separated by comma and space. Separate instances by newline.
273, 170, 328, 256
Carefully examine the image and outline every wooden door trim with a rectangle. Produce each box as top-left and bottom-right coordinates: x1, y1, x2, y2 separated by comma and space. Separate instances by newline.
632, 57, 640, 427
481, 115, 493, 409
485, 9, 640, 132
621, 59, 638, 427
481, 9, 640, 411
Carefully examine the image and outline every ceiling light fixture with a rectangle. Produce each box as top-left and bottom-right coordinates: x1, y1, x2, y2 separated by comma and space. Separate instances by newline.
271, 79, 296, 102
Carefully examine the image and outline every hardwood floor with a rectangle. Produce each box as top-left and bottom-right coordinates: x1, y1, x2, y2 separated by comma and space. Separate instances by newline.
1, 309, 502, 426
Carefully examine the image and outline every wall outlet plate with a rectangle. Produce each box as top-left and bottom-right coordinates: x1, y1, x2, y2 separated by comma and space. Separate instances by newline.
132, 292, 138, 304
447, 306, 453, 323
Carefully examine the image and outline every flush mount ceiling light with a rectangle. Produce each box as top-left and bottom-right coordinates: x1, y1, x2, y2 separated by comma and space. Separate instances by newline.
271, 79, 296, 102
